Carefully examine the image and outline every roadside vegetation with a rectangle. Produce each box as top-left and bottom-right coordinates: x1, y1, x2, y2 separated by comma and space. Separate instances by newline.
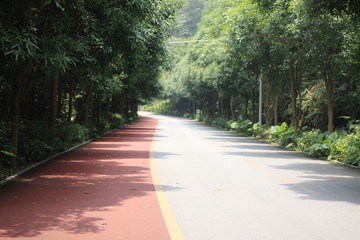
144, 101, 360, 167
0, 0, 181, 180
144, 0, 360, 167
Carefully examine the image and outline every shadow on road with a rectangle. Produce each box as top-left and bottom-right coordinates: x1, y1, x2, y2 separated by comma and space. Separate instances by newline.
0, 118, 180, 238
273, 162, 360, 205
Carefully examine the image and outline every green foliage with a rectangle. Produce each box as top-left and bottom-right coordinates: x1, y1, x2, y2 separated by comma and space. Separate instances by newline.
1, 151, 15, 157
0, 112, 131, 181
172, 0, 206, 38
0, 0, 181, 177
109, 113, 127, 129
211, 117, 228, 128
142, 99, 182, 116
182, 106, 360, 167
17, 121, 53, 163
328, 123, 360, 166
55, 121, 92, 150
303, 136, 332, 158
195, 109, 204, 121
0, 122, 15, 180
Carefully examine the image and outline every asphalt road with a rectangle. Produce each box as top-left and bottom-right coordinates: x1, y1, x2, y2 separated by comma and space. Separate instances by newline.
141, 112, 360, 240
0, 117, 169, 240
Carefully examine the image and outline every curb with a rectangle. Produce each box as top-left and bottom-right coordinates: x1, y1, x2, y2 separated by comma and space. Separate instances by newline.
0, 129, 117, 186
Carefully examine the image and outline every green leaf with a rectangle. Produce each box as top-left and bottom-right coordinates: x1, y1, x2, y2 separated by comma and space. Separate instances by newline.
1, 150, 15, 157
339, 116, 351, 120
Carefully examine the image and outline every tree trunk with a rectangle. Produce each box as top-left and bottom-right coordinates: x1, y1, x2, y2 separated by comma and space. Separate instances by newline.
111, 94, 117, 113
212, 92, 217, 119
119, 94, 126, 114
10, 64, 33, 167
322, 64, 336, 133
220, 96, 224, 117
264, 95, 270, 130
290, 62, 298, 135
262, 71, 271, 130
244, 97, 249, 120
124, 97, 130, 118
105, 97, 110, 121
10, 74, 23, 169
188, 99, 191, 114
226, 97, 230, 120
230, 95, 235, 121
96, 93, 101, 126
68, 78, 74, 122
273, 94, 279, 125
57, 86, 62, 116
289, 58, 302, 135
84, 86, 92, 124
92, 92, 98, 124
251, 88, 256, 123
131, 99, 138, 116
50, 73, 59, 140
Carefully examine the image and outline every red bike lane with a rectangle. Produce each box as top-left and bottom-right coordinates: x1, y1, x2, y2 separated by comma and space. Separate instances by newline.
0, 116, 171, 240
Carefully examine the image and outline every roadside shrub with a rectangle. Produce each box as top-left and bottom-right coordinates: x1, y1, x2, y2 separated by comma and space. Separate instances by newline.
183, 113, 191, 118
276, 123, 295, 148
0, 121, 16, 179
268, 125, 280, 140
300, 131, 341, 159
97, 118, 111, 134
229, 120, 240, 131
195, 109, 203, 121
18, 120, 54, 163
329, 123, 360, 166
110, 112, 126, 128
0, 113, 135, 181
296, 129, 321, 151
240, 120, 253, 134
251, 122, 266, 137
211, 117, 228, 128
227, 119, 254, 135
56, 121, 91, 150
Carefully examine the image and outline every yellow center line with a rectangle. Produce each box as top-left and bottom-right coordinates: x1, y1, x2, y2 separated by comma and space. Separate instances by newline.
150, 122, 184, 240
280, 177, 319, 195
241, 157, 258, 167
221, 147, 258, 167
222, 147, 231, 152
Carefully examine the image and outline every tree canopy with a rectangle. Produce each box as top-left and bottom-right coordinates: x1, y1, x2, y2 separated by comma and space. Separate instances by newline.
158, 0, 360, 134
0, 0, 181, 172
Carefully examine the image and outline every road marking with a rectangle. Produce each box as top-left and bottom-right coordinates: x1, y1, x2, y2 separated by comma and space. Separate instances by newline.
220, 147, 258, 167
222, 147, 231, 152
280, 177, 319, 195
150, 121, 184, 240
241, 158, 258, 167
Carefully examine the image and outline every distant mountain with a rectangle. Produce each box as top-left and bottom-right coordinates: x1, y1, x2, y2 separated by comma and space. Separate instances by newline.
172, 0, 208, 38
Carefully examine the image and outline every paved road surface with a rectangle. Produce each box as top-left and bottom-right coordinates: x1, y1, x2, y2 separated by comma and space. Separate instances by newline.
143, 112, 360, 240
0, 117, 169, 240
1, 112, 360, 240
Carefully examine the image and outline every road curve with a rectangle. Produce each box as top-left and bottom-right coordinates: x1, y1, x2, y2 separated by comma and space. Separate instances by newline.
143, 112, 360, 240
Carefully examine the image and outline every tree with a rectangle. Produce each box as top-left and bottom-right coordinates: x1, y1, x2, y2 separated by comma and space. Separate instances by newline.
0, 0, 181, 170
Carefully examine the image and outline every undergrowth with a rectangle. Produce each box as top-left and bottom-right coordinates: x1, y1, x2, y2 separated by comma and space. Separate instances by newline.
140, 101, 360, 167
0, 112, 136, 181
205, 116, 360, 167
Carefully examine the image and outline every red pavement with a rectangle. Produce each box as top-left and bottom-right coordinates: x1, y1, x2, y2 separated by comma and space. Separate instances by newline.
0, 117, 170, 240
